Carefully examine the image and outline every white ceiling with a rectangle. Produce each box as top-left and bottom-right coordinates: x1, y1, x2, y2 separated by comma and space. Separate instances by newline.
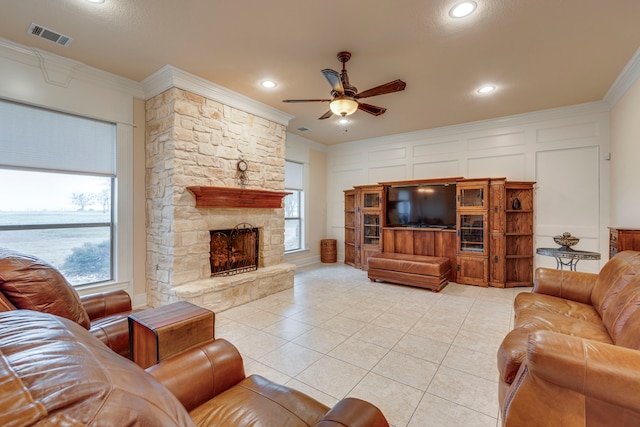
2, 0, 640, 145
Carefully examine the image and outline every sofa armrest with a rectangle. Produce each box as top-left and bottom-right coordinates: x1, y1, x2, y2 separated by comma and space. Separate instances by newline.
527, 330, 640, 411
146, 338, 245, 412
80, 290, 131, 320
315, 397, 389, 427
533, 268, 597, 304
504, 330, 640, 424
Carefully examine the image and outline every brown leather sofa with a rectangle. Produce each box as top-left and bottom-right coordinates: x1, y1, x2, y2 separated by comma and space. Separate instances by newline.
498, 250, 640, 426
0, 248, 133, 357
0, 310, 389, 426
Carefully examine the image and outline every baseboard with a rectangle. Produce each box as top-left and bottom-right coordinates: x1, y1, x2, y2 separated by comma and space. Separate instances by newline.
132, 293, 148, 309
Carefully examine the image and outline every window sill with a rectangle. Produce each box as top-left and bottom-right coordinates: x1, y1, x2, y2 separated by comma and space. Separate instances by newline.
285, 248, 309, 256
75, 280, 130, 296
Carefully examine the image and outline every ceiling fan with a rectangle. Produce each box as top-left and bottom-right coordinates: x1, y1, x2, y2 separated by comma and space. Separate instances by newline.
283, 51, 406, 119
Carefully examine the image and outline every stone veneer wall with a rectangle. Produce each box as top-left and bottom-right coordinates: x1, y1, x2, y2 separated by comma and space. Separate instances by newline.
145, 87, 294, 311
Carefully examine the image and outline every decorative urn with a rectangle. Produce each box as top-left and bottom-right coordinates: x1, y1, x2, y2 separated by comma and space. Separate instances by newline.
553, 232, 580, 250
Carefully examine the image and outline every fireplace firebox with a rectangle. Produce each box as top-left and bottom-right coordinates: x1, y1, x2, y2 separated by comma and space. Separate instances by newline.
210, 224, 259, 276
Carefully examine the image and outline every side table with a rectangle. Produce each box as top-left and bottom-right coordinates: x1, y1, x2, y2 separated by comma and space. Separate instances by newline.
128, 301, 215, 368
536, 247, 601, 271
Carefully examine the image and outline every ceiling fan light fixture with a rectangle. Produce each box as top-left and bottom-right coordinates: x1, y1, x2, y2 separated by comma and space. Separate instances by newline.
330, 98, 358, 116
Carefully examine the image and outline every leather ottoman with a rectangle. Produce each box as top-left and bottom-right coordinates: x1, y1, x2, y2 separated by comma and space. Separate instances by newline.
367, 252, 450, 292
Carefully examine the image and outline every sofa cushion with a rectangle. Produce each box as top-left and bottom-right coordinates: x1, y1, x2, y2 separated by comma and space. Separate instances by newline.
601, 275, 640, 348
0, 310, 194, 426
0, 249, 90, 329
514, 292, 601, 323
591, 251, 640, 318
614, 305, 640, 350
515, 307, 613, 344
189, 374, 329, 426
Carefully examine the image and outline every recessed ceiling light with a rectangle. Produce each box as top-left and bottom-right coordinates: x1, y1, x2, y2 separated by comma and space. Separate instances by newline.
477, 85, 496, 94
339, 118, 350, 124
86, 0, 105, 3
260, 80, 277, 89
450, 1, 477, 18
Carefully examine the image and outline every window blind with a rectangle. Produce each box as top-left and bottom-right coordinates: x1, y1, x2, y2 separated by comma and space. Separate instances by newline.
0, 99, 116, 175
285, 160, 303, 190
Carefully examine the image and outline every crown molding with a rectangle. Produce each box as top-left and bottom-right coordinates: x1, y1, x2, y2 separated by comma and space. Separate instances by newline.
0, 36, 144, 98
334, 101, 611, 150
604, 47, 640, 107
141, 65, 294, 126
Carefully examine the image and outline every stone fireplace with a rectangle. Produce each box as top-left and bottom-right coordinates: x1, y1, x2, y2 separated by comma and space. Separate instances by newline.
144, 77, 295, 313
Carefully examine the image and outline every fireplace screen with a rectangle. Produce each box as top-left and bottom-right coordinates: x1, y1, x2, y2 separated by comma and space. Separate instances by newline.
210, 224, 259, 276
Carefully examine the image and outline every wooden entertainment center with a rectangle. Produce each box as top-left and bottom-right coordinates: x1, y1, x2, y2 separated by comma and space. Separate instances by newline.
344, 177, 535, 288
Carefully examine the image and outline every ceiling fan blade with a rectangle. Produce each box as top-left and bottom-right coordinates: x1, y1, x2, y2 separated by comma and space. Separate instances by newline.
318, 110, 333, 120
358, 103, 387, 116
355, 79, 406, 99
282, 99, 331, 103
321, 69, 344, 94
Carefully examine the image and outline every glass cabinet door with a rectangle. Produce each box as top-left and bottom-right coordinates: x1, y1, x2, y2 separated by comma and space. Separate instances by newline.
458, 214, 485, 253
363, 214, 380, 245
459, 187, 484, 208
363, 192, 380, 209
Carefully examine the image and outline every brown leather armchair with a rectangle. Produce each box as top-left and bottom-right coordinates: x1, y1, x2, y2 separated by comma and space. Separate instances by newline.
0, 310, 389, 426
0, 248, 133, 357
147, 338, 389, 426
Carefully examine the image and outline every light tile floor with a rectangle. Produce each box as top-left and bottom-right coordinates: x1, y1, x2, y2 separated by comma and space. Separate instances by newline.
214, 263, 529, 427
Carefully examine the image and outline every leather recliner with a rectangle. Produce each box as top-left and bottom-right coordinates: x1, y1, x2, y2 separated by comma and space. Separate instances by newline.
0, 310, 389, 426
0, 248, 133, 357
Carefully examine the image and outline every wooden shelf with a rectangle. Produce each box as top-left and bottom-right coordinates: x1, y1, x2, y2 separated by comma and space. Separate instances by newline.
187, 186, 291, 209
489, 180, 535, 288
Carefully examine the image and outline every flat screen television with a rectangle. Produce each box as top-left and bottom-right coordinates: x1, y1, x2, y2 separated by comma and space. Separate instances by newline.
385, 183, 457, 229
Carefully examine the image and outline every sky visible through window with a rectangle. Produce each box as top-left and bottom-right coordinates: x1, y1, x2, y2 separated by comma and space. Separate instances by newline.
0, 169, 109, 213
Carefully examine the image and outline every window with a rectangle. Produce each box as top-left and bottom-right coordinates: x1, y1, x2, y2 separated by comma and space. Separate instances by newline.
0, 99, 116, 286
284, 160, 304, 252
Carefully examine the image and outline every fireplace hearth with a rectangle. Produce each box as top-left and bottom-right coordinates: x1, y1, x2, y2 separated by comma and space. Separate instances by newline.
210, 223, 259, 276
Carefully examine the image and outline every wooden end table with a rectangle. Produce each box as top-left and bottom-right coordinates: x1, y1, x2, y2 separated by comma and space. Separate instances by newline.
128, 301, 215, 368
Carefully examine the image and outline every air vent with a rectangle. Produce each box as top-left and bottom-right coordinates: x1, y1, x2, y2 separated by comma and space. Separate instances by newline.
27, 23, 73, 47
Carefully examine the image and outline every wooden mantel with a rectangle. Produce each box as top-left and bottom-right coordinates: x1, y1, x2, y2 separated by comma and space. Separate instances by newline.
187, 186, 291, 209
